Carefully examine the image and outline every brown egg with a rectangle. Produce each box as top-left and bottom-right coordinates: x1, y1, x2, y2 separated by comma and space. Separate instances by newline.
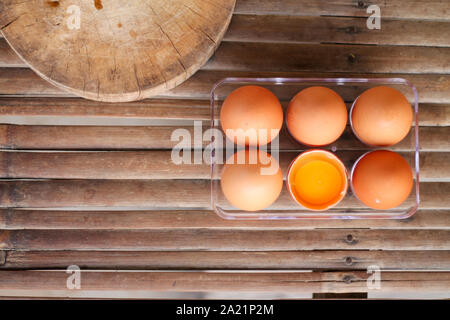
220, 86, 283, 146
351, 86, 413, 146
286, 86, 347, 146
221, 149, 283, 211
351, 150, 413, 210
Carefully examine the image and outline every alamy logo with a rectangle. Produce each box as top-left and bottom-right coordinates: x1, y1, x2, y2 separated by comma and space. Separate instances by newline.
66, 5, 81, 30
170, 121, 280, 175
366, 265, 381, 290
66, 265, 81, 290
366, 5, 381, 30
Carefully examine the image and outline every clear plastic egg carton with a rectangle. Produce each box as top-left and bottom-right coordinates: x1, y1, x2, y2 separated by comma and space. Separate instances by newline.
210, 77, 420, 220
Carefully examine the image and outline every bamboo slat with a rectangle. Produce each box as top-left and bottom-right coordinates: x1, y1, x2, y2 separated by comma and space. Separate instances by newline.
0, 229, 449, 251
0, 209, 448, 230
0, 181, 446, 209
0, 98, 448, 126
0, 125, 447, 151
0, 39, 21, 68
0, 98, 211, 121
0, 124, 199, 150
0, 151, 446, 181
0, 179, 211, 209
420, 104, 450, 126
2, 40, 449, 74
234, 0, 450, 20
163, 71, 450, 104
226, 15, 450, 47
204, 42, 450, 74
0, 151, 210, 180
0, 0, 447, 23
1, 69, 449, 104
3, 250, 450, 270
0, 271, 449, 294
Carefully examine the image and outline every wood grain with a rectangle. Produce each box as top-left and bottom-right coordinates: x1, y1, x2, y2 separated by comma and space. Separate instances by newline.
0, 209, 448, 230
0, 0, 236, 101
226, 15, 450, 47
204, 42, 450, 74
0, 179, 211, 209
0, 151, 446, 181
419, 104, 450, 126
171, 71, 450, 104
4, 10, 450, 47
0, 271, 449, 294
0, 37, 21, 67
0, 0, 444, 23
1, 69, 449, 104
0, 180, 444, 209
0, 151, 210, 180
0, 124, 446, 151
0, 98, 447, 126
0, 97, 211, 120
2, 39, 449, 74
3, 250, 450, 270
0, 229, 449, 251
234, 0, 450, 20
0, 124, 200, 150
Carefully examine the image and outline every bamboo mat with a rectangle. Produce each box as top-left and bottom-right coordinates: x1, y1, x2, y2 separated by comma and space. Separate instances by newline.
0, 0, 449, 298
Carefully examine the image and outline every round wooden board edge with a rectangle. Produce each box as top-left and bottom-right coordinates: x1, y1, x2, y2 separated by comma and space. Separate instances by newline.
0, 1, 236, 103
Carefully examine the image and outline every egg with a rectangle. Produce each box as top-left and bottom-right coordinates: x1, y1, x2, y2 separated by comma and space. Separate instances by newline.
221, 149, 283, 211
351, 150, 413, 210
220, 85, 283, 146
351, 86, 413, 146
286, 86, 347, 146
287, 150, 348, 211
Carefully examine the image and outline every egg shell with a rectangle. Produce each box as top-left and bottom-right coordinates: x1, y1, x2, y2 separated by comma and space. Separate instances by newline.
220, 85, 283, 147
351, 150, 413, 210
220, 149, 283, 211
286, 86, 347, 146
351, 86, 413, 146
286, 150, 348, 211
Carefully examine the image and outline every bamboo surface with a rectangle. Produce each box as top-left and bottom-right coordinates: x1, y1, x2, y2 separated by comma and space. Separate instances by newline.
0, 125, 447, 151
1, 68, 449, 103
0, 98, 211, 120
0, 229, 449, 251
226, 15, 450, 46
0, 210, 448, 230
0, 0, 449, 298
233, 0, 450, 19
0, 180, 446, 209
0, 98, 448, 126
0, 271, 449, 294
2, 250, 450, 270
2, 39, 449, 74
0, 151, 446, 181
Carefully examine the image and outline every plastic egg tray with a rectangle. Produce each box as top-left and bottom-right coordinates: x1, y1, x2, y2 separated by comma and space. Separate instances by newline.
210, 77, 420, 220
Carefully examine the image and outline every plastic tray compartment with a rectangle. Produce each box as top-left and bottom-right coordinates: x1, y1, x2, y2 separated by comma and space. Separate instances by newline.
210, 77, 420, 220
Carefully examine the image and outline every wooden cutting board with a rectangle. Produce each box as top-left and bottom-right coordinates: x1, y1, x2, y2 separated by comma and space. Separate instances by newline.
0, 0, 235, 102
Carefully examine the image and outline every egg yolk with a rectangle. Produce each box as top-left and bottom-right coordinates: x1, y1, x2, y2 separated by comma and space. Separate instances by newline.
293, 160, 343, 205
